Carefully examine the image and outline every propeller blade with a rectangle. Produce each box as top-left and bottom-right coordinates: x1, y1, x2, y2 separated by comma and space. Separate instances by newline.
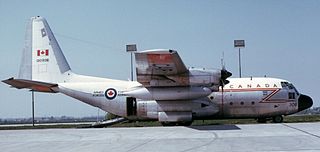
220, 69, 232, 86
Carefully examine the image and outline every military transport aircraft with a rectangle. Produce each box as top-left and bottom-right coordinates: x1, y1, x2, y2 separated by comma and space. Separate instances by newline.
3, 16, 313, 126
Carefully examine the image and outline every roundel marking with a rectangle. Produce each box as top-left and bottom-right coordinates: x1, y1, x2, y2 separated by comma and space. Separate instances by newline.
105, 88, 117, 100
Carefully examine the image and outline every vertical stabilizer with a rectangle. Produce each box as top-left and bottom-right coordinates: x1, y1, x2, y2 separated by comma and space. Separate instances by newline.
18, 16, 72, 83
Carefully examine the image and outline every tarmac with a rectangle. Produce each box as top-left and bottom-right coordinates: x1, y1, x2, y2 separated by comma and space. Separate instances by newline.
1, 122, 320, 152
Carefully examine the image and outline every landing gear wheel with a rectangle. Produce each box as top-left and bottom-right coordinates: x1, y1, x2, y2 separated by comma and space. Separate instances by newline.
257, 118, 267, 123
272, 115, 283, 123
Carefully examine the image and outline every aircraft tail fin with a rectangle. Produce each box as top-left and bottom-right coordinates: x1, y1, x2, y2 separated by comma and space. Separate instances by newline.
18, 16, 72, 84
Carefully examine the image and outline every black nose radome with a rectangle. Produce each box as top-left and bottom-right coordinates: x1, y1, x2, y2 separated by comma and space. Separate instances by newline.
298, 94, 313, 112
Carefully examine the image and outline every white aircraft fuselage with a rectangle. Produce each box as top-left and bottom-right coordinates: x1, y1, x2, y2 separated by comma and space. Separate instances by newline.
56, 75, 312, 123
3, 16, 313, 125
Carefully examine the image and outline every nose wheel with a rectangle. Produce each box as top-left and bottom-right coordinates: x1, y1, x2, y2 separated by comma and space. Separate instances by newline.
272, 115, 283, 123
257, 115, 283, 123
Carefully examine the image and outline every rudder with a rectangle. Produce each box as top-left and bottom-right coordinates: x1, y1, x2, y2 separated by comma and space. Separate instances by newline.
19, 16, 72, 83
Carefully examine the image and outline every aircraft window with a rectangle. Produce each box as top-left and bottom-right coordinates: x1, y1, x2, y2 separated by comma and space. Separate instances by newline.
293, 87, 300, 95
281, 82, 289, 88
289, 92, 295, 99
230, 102, 233, 105
287, 83, 294, 89
263, 91, 268, 96
281, 82, 300, 95
240, 102, 244, 105
251, 101, 255, 105
289, 83, 300, 95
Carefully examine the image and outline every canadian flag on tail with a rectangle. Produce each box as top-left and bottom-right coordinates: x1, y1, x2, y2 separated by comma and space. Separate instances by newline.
37, 49, 49, 56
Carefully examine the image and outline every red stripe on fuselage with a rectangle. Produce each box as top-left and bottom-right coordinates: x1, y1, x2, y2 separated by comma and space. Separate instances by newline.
221, 88, 279, 92
262, 89, 280, 101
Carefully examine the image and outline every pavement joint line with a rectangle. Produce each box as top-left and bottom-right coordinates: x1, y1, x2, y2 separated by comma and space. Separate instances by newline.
125, 127, 177, 152
125, 138, 155, 152
180, 129, 218, 152
282, 123, 320, 139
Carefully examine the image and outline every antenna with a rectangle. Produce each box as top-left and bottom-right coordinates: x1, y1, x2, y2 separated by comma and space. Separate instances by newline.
220, 51, 225, 115
221, 51, 226, 70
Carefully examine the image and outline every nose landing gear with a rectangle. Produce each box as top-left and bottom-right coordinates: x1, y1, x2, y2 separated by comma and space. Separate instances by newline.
256, 115, 283, 123
272, 115, 283, 123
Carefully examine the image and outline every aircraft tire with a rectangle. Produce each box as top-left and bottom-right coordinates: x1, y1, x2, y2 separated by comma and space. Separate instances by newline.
272, 115, 283, 123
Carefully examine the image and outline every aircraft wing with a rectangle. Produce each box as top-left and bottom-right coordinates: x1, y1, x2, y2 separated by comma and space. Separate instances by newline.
2, 77, 58, 93
135, 49, 189, 87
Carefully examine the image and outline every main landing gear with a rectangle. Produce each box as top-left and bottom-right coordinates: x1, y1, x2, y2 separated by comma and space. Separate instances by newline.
257, 115, 283, 123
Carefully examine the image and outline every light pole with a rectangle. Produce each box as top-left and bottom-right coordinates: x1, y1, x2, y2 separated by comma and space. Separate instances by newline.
126, 44, 137, 81
31, 91, 35, 126
234, 40, 245, 78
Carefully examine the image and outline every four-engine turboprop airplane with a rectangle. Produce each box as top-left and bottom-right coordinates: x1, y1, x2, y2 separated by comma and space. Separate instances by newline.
3, 16, 313, 126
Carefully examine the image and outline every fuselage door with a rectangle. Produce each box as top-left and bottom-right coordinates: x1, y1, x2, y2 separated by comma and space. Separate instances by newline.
126, 97, 137, 116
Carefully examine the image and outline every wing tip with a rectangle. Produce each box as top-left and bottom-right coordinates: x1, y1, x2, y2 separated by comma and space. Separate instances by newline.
2, 77, 14, 84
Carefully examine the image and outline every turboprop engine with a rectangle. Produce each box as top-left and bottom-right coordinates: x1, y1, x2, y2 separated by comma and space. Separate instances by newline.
124, 67, 232, 101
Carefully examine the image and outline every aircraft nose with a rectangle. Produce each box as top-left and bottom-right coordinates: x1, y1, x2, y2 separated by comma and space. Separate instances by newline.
298, 94, 313, 112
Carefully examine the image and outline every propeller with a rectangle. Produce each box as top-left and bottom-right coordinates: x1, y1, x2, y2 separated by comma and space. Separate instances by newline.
219, 52, 232, 87
219, 53, 231, 114
220, 68, 232, 86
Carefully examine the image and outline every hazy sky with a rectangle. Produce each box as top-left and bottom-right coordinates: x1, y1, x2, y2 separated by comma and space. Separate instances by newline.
0, 0, 319, 118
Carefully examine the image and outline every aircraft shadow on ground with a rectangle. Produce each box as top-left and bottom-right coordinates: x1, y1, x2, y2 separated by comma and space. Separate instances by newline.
188, 124, 241, 131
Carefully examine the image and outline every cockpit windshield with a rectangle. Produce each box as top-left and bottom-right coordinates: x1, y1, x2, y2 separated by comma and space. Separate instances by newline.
281, 82, 300, 95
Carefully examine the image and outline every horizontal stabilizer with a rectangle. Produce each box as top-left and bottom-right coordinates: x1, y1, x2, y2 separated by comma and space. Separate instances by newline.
2, 77, 58, 93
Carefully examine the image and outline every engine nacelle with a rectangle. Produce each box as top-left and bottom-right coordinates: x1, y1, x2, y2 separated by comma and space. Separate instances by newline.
137, 66, 231, 92
188, 68, 221, 91
158, 111, 192, 122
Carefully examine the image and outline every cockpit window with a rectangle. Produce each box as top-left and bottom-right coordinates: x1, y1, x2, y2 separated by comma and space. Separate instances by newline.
281, 82, 289, 88
292, 85, 300, 95
287, 83, 294, 90
281, 81, 300, 95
